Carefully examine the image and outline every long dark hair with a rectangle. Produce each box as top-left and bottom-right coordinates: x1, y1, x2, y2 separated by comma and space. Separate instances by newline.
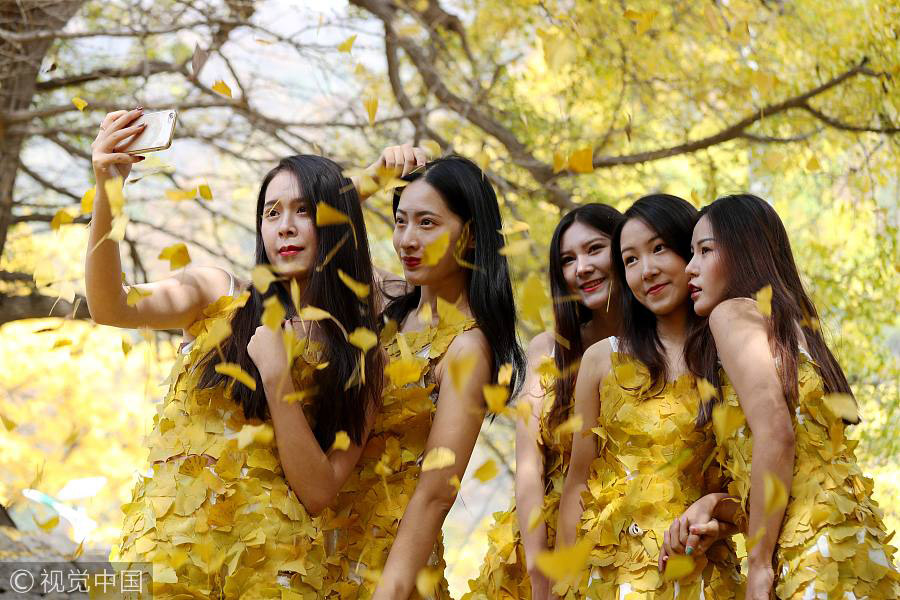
611, 194, 699, 394
383, 155, 526, 398
685, 194, 854, 424
548, 204, 624, 427
198, 155, 383, 450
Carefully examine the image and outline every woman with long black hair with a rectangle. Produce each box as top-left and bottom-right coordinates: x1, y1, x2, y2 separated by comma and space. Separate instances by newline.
464, 204, 624, 600
660, 194, 899, 599
323, 148, 526, 599
556, 194, 739, 599
87, 109, 383, 597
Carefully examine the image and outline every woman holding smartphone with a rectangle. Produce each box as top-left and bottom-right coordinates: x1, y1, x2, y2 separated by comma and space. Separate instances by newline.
88, 108, 384, 597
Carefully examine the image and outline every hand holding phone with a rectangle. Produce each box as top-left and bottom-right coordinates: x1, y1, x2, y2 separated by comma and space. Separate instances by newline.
117, 109, 177, 155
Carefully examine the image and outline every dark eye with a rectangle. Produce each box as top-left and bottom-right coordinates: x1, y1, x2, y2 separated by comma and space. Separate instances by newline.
653, 243, 666, 253
561, 256, 574, 265
297, 204, 308, 214
701, 246, 711, 255
589, 243, 605, 253
266, 207, 279, 218
421, 218, 434, 226
395, 216, 406, 225
624, 255, 637, 266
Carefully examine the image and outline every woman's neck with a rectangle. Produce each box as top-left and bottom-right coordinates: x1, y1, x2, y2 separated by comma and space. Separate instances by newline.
583, 303, 620, 347
409, 273, 470, 330
655, 302, 690, 375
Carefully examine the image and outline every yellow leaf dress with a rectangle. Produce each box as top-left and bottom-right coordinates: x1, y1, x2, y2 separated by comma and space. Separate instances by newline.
462, 356, 570, 600
713, 349, 900, 599
111, 292, 340, 599
320, 301, 476, 599
573, 339, 742, 599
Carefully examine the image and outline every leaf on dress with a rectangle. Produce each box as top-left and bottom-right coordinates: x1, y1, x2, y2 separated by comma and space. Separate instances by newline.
385, 357, 424, 387
422, 447, 456, 471
535, 538, 592, 581
158, 243, 191, 270
236, 423, 274, 449
696, 377, 717, 403
712, 402, 743, 441
823, 393, 858, 423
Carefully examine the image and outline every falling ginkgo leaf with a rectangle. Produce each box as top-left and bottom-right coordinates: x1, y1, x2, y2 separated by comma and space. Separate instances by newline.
363, 96, 378, 125
349, 327, 378, 353
126, 286, 152, 307
385, 357, 424, 387
104, 177, 125, 216
473, 459, 499, 482
663, 554, 695, 581
331, 431, 351, 452
50, 209, 74, 231
823, 393, 859, 423
697, 378, 717, 403
520, 272, 548, 325
497, 363, 513, 386
165, 188, 197, 201
72, 97, 88, 111
252, 265, 278, 293
421, 139, 441, 158
215, 362, 256, 391
106, 214, 129, 243
568, 147, 594, 173
535, 538, 592, 581
198, 184, 212, 200
211, 80, 232, 97
712, 403, 744, 441
554, 414, 583, 437
482, 384, 509, 413
423, 232, 450, 266
338, 269, 370, 298
81, 187, 95, 214
690, 189, 702, 208
298, 305, 332, 322
755, 284, 773, 317
422, 447, 456, 471
499, 238, 532, 257
158, 243, 191, 271
553, 151, 567, 173
448, 352, 477, 392
764, 471, 788, 514
261, 295, 285, 330
34, 515, 60, 533
337, 34, 357, 53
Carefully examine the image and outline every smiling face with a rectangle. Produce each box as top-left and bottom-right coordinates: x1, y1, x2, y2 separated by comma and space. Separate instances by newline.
685, 215, 729, 317
619, 217, 690, 316
559, 220, 615, 311
260, 170, 318, 278
392, 179, 466, 287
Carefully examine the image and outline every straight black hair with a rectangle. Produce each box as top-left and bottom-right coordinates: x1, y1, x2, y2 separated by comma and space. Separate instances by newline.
685, 194, 855, 424
547, 203, 624, 427
198, 155, 383, 450
611, 194, 700, 394
382, 155, 526, 398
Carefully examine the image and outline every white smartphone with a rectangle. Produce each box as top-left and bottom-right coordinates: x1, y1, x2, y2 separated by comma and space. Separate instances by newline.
121, 109, 177, 154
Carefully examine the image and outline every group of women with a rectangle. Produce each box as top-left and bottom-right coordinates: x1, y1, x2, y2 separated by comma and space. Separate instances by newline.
86, 108, 898, 599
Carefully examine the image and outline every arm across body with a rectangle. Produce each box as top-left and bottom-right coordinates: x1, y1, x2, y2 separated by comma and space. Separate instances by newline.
514, 332, 556, 596
372, 328, 491, 600
555, 339, 612, 549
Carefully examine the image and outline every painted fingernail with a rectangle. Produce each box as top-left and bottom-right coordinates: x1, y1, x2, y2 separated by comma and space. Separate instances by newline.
136, 156, 146, 161
685, 547, 693, 555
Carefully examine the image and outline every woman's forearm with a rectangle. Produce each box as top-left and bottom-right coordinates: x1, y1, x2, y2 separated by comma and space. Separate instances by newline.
84, 178, 128, 324
263, 374, 341, 514
747, 432, 794, 571
555, 478, 587, 549
516, 462, 549, 571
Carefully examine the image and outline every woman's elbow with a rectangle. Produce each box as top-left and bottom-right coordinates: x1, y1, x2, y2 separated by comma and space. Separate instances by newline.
419, 485, 457, 518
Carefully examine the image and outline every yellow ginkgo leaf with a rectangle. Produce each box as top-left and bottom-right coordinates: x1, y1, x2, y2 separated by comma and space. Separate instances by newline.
422, 447, 456, 471
448, 352, 477, 392
158, 243, 191, 270
474, 149, 490, 172
515, 400, 532, 423
121, 338, 132, 355
690, 189, 702, 208
104, 177, 125, 216
483, 384, 509, 413
520, 272, 548, 325
261, 295, 285, 330
697, 378, 717, 403
68, 538, 85, 561
81, 187, 95, 214
663, 554, 695, 581
499, 238, 532, 257
50, 208, 74, 231
72, 97, 88, 111
421, 139, 441, 158
823, 393, 858, 423
755, 284, 773, 317
448, 474, 461, 492
338, 269, 370, 298
200, 318, 231, 352
385, 357, 424, 387
298, 305, 332, 321
497, 362, 513, 386
552, 151, 567, 173
337, 34, 357, 53
349, 327, 378, 352
106, 214, 129, 242
473, 459, 499, 483
211, 80, 232, 97
568, 147, 594, 173
35, 515, 60, 532
712, 403, 744, 441
316, 202, 350, 226
554, 414, 583, 437
252, 265, 277, 293
165, 188, 197, 201
215, 362, 257, 391
198, 183, 212, 200
416, 567, 441, 597
1, 411, 17, 432
126, 286, 152, 307
535, 538, 592, 581
331, 431, 351, 452
363, 96, 378, 125
236, 423, 274, 449
423, 232, 450, 266
764, 471, 789, 514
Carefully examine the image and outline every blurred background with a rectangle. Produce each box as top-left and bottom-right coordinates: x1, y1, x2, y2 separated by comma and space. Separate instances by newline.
1, 0, 897, 595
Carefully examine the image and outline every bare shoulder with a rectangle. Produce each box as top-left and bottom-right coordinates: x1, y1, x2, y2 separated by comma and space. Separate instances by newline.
446, 327, 491, 361
526, 331, 555, 361
182, 266, 235, 303
581, 337, 614, 379
708, 297, 767, 336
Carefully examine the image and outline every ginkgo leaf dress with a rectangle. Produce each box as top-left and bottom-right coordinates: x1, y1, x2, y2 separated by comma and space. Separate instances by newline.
319, 299, 476, 599
713, 349, 900, 599
571, 339, 742, 600
463, 353, 571, 600
111, 292, 341, 599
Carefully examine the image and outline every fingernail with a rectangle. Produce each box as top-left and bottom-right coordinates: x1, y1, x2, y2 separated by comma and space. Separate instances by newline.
136, 156, 146, 161
663, 556, 668, 561
685, 547, 693, 555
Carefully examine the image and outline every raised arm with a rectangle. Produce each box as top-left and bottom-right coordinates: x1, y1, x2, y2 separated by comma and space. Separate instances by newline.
372, 328, 491, 600
556, 339, 612, 549
709, 298, 795, 600
514, 332, 556, 598
247, 321, 373, 515
85, 109, 231, 330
